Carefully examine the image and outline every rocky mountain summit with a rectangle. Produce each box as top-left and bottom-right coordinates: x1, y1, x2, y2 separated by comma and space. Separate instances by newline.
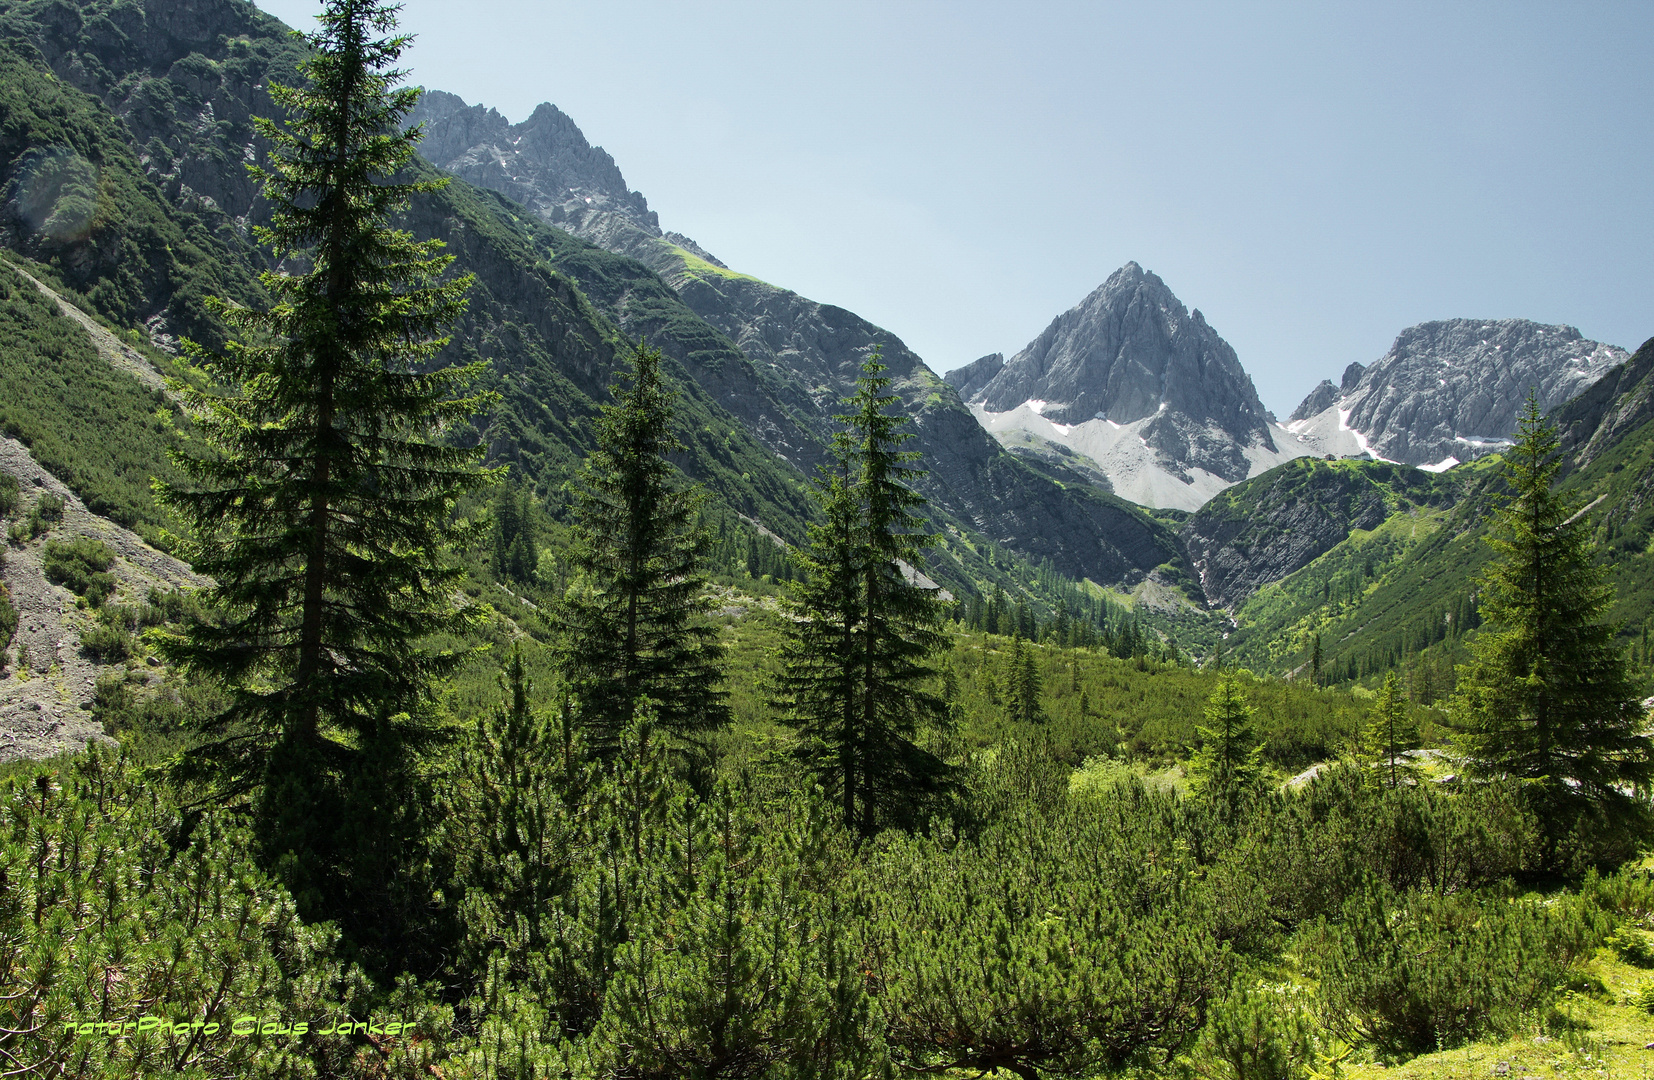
945, 264, 1309, 510
961, 263, 1273, 440
1288, 320, 1629, 469
411, 91, 658, 235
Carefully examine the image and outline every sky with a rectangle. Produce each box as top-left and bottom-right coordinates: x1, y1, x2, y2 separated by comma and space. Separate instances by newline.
256, 0, 1654, 417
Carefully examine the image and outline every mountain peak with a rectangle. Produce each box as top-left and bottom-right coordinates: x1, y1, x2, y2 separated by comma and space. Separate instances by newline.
964, 263, 1269, 436
409, 90, 657, 231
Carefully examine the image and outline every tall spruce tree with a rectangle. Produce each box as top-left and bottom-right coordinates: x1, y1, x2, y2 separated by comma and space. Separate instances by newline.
1451, 393, 1652, 860
556, 340, 729, 759
157, 2, 487, 803
774, 350, 953, 837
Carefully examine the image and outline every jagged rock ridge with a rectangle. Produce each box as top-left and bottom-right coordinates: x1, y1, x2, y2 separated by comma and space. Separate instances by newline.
411, 90, 658, 233
1287, 320, 1629, 469
945, 264, 1315, 510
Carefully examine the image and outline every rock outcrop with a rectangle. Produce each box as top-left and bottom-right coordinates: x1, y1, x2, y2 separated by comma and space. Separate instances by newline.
1180, 458, 1450, 610
1288, 320, 1629, 469
1553, 336, 1654, 474
411, 90, 658, 233
956, 263, 1276, 482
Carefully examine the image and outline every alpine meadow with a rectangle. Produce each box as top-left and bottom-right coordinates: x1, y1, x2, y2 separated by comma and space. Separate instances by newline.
0, 1, 1652, 1078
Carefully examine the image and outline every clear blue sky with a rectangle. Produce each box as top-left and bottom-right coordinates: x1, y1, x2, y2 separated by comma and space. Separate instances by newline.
257, 0, 1654, 416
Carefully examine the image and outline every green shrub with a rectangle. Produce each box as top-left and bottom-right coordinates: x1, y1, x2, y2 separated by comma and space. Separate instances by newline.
78, 622, 131, 662
0, 472, 17, 517
1304, 878, 1593, 1057
0, 580, 15, 656
41, 536, 116, 605
1184, 985, 1316, 1080
0, 748, 378, 1077
8, 491, 63, 543
1608, 925, 1654, 966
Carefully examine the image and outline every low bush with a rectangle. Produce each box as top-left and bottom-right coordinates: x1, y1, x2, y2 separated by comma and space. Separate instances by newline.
41, 536, 116, 605
1302, 877, 1606, 1057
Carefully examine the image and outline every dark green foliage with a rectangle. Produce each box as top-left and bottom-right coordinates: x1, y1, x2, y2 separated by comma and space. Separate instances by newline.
40, 535, 115, 604
1240, 766, 1538, 933
156, 0, 490, 788
584, 786, 875, 1080
78, 620, 131, 661
774, 351, 954, 836
9, 491, 64, 545
491, 485, 538, 585
865, 783, 1230, 1077
1451, 394, 1652, 864
1302, 878, 1603, 1056
0, 471, 17, 517
1363, 672, 1419, 789
443, 648, 584, 999
0, 748, 363, 1078
149, 2, 493, 973
1004, 633, 1045, 724
555, 340, 729, 758
0, 581, 13, 658
1189, 670, 1265, 809
1184, 987, 1316, 1080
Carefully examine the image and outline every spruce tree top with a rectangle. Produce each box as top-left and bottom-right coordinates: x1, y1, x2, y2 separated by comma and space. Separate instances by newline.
158, 0, 492, 775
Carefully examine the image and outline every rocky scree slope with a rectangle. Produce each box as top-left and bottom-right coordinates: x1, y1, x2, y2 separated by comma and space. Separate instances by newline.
409, 87, 1185, 590
1287, 319, 1628, 469
1, 433, 205, 763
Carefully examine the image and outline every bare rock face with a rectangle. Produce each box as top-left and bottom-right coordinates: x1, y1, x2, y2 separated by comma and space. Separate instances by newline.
411, 91, 659, 233
1293, 320, 1628, 468
948, 263, 1277, 483
943, 353, 1004, 401
1290, 380, 1338, 421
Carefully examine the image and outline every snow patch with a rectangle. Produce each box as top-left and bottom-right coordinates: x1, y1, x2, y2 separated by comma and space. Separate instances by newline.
1419, 456, 1460, 473
1337, 407, 1390, 462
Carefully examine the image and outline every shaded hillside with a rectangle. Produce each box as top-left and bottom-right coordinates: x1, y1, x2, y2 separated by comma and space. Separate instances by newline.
0, 0, 816, 539
1182, 458, 1464, 611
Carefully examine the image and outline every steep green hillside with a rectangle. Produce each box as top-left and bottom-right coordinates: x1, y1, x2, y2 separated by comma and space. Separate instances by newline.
0, 0, 1196, 616
1224, 339, 1654, 688
0, 262, 195, 548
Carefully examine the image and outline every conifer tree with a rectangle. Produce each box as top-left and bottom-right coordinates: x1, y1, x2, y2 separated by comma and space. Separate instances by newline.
1451, 393, 1652, 859
1190, 670, 1266, 808
1004, 633, 1043, 725
157, 0, 490, 895
774, 350, 953, 837
556, 340, 729, 759
1364, 671, 1419, 789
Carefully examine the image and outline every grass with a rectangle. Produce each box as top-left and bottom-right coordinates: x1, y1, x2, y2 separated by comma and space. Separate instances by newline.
665, 241, 765, 284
